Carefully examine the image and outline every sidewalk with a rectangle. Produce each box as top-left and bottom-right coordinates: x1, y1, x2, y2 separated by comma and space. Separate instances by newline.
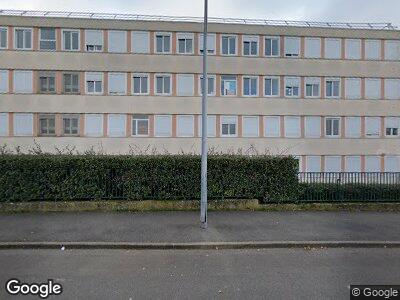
0, 211, 399, 246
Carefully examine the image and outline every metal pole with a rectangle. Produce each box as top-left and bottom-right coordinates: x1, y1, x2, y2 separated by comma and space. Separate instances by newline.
200, 0, 208, 229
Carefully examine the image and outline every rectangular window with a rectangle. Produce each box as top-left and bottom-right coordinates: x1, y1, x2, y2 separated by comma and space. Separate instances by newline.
365, 40, 381, 60
305, 77, 320, 98
108, 72, 126, 95
155, 33, 171, 53
0, 113, 8, 136
85, 114, 103, 137
62, 29, 79, 51
284, 116, 301, 138
325, 156, 341, 172
325, 78, 340, 98
86, 72, 103, 94
85, 30, 103, 52
306, 156, 321, 172
265, 36, 279, 56
305, 37, 321, 58
39, 114, 55, 136
14, 113, 33, 136
285, 77, 300, 97
0, 70, 8, 93
365, 156, 381, 172
0, 27, 7, 49
385, 40, 400, 60
14, 28, 32, 50
198, 115, 216, 137
38, 71, 56, 93
264, 76, 279, 97
242, 116, 259, 137
221, 116, 237, 137
131, 31, 149, 53
385, 156, 400, 172
155, 74, 171, 95
345, 78, 361, 99
177, 115, 194, 137
243, 35, 258, 56
243, 76, 258, 96
304, 116, 321, 138
199, 33, 216, 54
221, 75, 237, 96
200, 75, 216, 96
63, 73, 80, 94
345, 156, 361, 172
108, 30, 127, 53
132, 74, 149, 95
177, 74, 194, 96
345, 117, 361, 138
385, 117, 400, 137
39, 28, 56, 50
385, 79, 400, 100
325, 38, 341, 59
155, 115, 172, 137
284, 37, 300, 57
365, 117, 381, 137
107, 114, 126, 137
63, 114, 79, 136
177, 33, 193, 54
221, 35, 236, 55
365, 78, 381, 99
264, 116, 280, 137
14, 70, 33, 93
132, 115, 149, 136
325, 117, 340, 137
345, 39, 361, 59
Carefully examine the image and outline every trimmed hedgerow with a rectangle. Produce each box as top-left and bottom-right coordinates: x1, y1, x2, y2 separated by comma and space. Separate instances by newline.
0, 154, 299, 202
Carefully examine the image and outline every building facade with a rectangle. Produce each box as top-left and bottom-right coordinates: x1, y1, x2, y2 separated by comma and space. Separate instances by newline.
0, 11, 400, 172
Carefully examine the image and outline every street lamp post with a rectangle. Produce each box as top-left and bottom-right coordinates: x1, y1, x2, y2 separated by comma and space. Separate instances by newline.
200, 0, 208, 229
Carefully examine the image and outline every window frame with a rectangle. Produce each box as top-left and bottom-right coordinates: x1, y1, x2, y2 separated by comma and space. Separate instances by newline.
220, 75, 237, 96
108, 72, 127, 95
14, 27, 33, 50
345, 116, 361, 138
39, 27, 56, 51
155, 32, 172, 54
131, 115, 149, 137
365, 78, 381, 100
38, 113, 56, 136
0, 27, 8, 49
108, 30, 127, 53
38, 71, 56, 94
198, 33, 216, 55
154, 115, 172, 137
242, 76, 259, 97
304, 116, 321, 138
304, 77, 321, 98
242, 35, 259, 56
325, 38, 341, 59
220, 115, 238, 137
284, 36, 300, 58
13, 113, 33, 136
176, 32, 194, 55
385, 117, 400, 138
264, 36, 280, 57
13, 70, 33, 94
132, 73, 150, 95
325, 77, 341, 99
242, 116, 259, 137
264, 116, 281, 137
177, 115, 194, 137
304, 37, 321, 58
345, 39, 362, 60
176, 73, 194, 96
61, 29, 80, 51
365, 117, 381, 138
263, 76, 280, 97
284, 116, 301, 138
325, 117, 341, 138
85, 72, 103, 95
62, 72, 80, 94
365, 39, 381, 60
345, 77, 362, 100
154, 73, 172, 95
284, 76, 301, 98
62, 114, 80, 136
199, 74, 216, 96
220, 34, 237, 56
107, 114, 127, 137
85, 29, 103, 52
131, 31, 150, 54
84, 114, 103, 137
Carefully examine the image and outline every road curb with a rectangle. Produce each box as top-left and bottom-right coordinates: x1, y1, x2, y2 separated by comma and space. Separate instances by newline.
0, 241, 399, 250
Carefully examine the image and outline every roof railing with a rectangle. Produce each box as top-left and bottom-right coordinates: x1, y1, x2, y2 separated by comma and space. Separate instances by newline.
0, 9, 396, 30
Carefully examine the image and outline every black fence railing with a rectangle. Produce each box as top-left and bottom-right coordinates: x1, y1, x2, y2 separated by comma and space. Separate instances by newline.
297, 172, 400, 202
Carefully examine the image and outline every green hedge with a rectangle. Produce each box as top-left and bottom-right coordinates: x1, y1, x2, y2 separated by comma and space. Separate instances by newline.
0, 155, 299, 202
298, 183, 400, 202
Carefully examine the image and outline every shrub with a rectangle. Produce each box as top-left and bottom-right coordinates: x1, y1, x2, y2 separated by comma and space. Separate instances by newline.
0, 154, 299, 202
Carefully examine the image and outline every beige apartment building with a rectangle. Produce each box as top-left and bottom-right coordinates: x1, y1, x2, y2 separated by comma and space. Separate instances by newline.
0, 10, 400, 172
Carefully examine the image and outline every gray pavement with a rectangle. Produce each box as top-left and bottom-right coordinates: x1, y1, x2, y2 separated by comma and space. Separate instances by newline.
0, 211, 399, 243
0, 248, 399, 299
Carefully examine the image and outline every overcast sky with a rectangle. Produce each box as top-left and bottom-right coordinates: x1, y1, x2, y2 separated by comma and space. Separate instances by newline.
0, 0, 399, 25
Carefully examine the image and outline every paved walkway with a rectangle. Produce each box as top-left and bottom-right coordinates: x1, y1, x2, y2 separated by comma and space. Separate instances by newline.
0, 211, 399, 243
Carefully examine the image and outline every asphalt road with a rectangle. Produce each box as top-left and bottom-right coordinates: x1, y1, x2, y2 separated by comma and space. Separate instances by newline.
1, 211, 400, 243
0, 248, 398, 299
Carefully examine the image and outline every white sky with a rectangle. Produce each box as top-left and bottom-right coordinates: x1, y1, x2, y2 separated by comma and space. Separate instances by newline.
0, 0, 399, 25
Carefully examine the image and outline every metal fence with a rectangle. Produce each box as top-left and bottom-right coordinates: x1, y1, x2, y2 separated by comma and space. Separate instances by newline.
298, 172, 400, 202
